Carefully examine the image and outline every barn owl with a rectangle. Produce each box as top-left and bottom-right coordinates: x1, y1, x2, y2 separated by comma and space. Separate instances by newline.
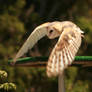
13, 21, 84, 77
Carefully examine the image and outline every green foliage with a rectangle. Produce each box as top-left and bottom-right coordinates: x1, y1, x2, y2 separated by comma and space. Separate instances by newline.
0, 0, 92, 92
0, 70, 7, 83
0, 70, 16, 92
65, 67, 90, 92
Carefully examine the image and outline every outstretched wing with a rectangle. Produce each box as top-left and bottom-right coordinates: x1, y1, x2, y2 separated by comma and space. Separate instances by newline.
13, 23, 50, 63
47, 26, 83, 77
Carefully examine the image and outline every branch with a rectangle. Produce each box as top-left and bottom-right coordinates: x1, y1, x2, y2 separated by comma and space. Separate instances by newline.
8, 56, 92, 67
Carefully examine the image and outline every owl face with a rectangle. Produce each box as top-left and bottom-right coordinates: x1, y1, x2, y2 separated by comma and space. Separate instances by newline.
47, 22, 62, 39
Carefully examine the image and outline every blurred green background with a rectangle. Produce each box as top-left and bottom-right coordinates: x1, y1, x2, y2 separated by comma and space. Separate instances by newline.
0, 0, 92, 92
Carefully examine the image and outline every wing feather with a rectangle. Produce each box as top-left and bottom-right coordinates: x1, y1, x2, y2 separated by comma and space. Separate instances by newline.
13, 23, 49, 63
65, 46, 71, 65
64, 47, 68, 66
47, 27, 83, 77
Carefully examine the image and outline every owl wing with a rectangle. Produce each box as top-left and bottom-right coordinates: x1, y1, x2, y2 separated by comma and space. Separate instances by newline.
47, 26, 83, 77
13, 23, 50, 63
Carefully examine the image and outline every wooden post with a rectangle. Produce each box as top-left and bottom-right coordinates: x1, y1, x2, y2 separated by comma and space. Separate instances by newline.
58, 72, 65, 92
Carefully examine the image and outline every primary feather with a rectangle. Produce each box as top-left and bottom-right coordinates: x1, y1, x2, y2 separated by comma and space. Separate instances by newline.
13, 23, 49, 63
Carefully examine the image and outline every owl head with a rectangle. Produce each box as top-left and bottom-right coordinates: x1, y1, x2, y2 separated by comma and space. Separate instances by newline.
46, 22, 62, 39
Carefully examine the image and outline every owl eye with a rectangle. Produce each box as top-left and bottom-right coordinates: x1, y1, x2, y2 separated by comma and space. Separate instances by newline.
49, 30, 53, 34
